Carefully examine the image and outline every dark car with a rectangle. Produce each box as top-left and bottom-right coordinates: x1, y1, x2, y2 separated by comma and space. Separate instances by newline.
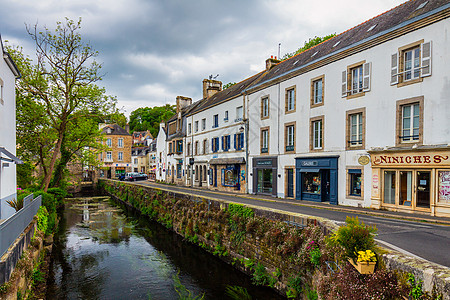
125, 172, 148, 181
118, 174, 126, 181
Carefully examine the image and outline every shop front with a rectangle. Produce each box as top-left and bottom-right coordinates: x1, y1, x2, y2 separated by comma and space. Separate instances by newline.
295, 156, 338, 205
369, 148, 450, 217
209, 157, 246, 193
252, 157, 277, 197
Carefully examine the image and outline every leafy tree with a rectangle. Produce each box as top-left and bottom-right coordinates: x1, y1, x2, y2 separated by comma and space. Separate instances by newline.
281, 34, 336, 61
223, 82, 236, 89
129, 105, 176, 137
7, 18, 117, 191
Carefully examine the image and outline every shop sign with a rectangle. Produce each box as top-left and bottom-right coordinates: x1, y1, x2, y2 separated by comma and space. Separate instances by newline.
358, 156, 370, 165
301, 160, 318, 167
372, 152, 449, 166
371, 172, 380, 198
439, 171, 450, 202
256, 160, 272, 166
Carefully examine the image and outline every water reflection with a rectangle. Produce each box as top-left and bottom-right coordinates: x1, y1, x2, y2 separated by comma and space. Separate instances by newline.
46, 197, 284, 300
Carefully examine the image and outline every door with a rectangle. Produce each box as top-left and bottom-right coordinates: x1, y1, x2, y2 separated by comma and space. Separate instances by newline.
199, 166, 202, 187
416, 171, 430, 208
321, 170, 330, 202
287, 169, 294, 197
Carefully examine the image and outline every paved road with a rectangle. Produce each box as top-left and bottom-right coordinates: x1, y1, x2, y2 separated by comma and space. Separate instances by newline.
126, 180, 450, 268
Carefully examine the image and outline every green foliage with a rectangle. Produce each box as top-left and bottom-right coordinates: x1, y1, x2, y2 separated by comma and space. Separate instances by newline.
225, 285, 252, 300
173, 272, 205, 300
32, 263, 45, 285
6, 197, 24, 212
228, 203, 254, 219
309, 248, 321, 268
251, 263, 272, 286
329, 216, 377, 262
286, 276, 302, 299
129, 105, 176, 137
305, 286, 318, 300
47, 187, 68, 203
408, 274, 424, 300
223, 82, 237, 89
16, 162, 36, 189
36, 206, 49, 233
281, 34, 336, 61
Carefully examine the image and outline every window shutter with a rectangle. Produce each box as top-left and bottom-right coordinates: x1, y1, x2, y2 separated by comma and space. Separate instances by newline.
221, 136, 224, 150
390, 53, 399, 85
421, 41, 432, 77
211, 138, 214, 152
363, 62, 371, 92
341, 70, 347, 97
233, 134, 236, 149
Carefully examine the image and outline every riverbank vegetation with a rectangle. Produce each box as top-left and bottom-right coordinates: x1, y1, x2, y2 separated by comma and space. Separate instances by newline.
101, 180, 442, 299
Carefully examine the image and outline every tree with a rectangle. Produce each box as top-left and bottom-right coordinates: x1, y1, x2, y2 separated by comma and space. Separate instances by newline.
223, 82, 236, 89
7, 18, 117, 191
129, 105, 176, 137
281, 34, 336, 61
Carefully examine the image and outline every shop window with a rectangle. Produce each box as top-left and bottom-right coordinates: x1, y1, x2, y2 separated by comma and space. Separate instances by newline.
348, 169, 362, 197
391, 40, 431, 86
383, 171, 396, 204
261, 96, 269, 119
396, 96, 423, 146
342, 61, 371, 98
285, 122, 295, 153
310, 116, 324, 151
310, 75, 324, 108
222, 165, 239, 186
177, 164, 182, 178
438, 171, 450, 203
261, 128, 269, 154
285, 86, 296, 113
257, 169, 273, 194
303, 172, 321, 194
399, 171, 413, 206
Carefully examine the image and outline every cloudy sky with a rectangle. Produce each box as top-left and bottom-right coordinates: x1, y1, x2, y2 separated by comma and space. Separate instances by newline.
1, 0, 405, 117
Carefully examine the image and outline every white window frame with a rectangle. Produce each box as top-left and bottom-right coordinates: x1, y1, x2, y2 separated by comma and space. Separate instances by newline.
118, 138, 123, 148
262, 130, 268, 149
224, 111, 229, 122
213, 114, 219, 128
313, 79, 323, 105
195, 121, 199, 132
118, 151, 123, 161
188, 123, 192, 135
350, 113, 363, 146
106, 138, 112, 147
287, 88, 295, 111
313, 120, 323, 149
202, 118, 206, 130
106, 151, 112, 161
287, 125, 294, 147
401, 103, 420, 142
236, 106, 243, 121
262, 97, 269, 118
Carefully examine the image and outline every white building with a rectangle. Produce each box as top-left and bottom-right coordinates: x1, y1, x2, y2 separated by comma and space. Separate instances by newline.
155, 123, 167, 182
245, 0, 450, 217
0, 36, 22, 219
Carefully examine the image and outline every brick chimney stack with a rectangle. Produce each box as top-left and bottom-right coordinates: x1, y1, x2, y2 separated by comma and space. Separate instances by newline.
265, 55, 280, 70
176, 96, 192, 113
202, 79, 222, 99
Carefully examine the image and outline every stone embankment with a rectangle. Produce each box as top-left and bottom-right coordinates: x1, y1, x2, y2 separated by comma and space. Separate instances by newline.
100, 179, 450, 299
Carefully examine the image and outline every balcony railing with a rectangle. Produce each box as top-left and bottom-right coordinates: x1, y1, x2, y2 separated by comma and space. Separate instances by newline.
0, 194, 42, 257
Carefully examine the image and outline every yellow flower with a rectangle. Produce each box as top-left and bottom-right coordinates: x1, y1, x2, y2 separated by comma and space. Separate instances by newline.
357, 250, 377, 262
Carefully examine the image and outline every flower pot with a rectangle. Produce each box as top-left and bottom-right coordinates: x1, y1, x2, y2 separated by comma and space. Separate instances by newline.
349, 259, 376, 274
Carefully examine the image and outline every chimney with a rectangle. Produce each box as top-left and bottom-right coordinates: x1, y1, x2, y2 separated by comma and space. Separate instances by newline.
265, 55, 280, 70
176, 96, 192, 113
202, 79, 222, 99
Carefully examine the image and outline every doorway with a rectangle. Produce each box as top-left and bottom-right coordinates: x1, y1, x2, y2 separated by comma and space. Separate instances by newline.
287, 169, 294, 197
416, 171, 430, 208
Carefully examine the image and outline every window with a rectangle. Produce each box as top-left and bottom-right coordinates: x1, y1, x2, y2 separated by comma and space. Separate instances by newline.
188, 123, 192, 135
195, 141, 199, 155
303, 172, 321, 194
261, 96, 269, 119
311, 75, 324, 107
134, 158, 138, 164
261, 128, 269, 153
383, 171, 396, 204
224, 111, 229, 122
236, 106, 243, 121
213, 114, 219, 128
202, 118, 206, 130
222, 135, 231, 151
212, 137, 219, 153
310, 116, 324, 151
169, 143, 173, 154
391, 40, 431, 86
118, 151, 123, 161
203, 139, 207, 154
438, 171, 450, 203
177, 164, 182, 178
348, 169, 362, 197
118, 138, 123, 148
222, 165, 239, 187
346, 108, 365, 150
187, 142, 191, 156
235, 133, 244, 150
176, 140, 183, 153
285, 86, 296, 113
396, 96, 423, 146
195, 121, 199, 132
342, 62, 371, 98
106, 138, 112, 147
285, 122, 295, 152
106, 151, 112, 161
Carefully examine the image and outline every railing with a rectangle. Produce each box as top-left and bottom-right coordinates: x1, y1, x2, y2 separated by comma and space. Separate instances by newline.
0, 194, 42, 257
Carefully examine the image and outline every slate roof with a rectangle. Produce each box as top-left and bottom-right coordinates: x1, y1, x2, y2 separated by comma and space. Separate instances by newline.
247, 0, 449, 91
102, 124, 131, 136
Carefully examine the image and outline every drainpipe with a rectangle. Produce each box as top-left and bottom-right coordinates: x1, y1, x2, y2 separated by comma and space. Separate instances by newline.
242, 91, 250, 194
277, 81, 281, 198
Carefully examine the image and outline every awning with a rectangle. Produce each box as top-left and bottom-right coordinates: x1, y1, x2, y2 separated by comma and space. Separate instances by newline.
0, 147, 23, 164
299, 168, 320, 173
209, 157, 245, 165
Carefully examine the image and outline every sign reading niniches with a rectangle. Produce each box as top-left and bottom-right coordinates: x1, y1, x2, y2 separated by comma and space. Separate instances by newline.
371, 151, 450, 166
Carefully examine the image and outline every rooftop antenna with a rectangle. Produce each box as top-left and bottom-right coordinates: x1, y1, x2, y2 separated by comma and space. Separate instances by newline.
209, 74, 219, 80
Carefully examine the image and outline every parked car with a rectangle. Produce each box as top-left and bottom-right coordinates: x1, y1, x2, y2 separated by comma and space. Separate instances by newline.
118, 174, 126, 181
124, 172, 148, 181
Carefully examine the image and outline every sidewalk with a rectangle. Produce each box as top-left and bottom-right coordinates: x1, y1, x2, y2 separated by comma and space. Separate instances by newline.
147, 181, 450, 226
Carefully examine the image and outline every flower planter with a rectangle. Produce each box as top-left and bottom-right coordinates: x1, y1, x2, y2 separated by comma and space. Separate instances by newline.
349, 259, 376, 274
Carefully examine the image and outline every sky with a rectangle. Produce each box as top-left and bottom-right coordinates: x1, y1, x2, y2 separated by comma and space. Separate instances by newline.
0, 0, 406, 117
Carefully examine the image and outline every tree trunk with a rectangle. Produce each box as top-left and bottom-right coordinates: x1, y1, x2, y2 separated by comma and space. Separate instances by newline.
42, 129, 64, 192
50, 134, 72, 188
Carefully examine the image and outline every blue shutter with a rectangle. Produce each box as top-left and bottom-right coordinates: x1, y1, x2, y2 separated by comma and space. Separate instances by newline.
211, 138, 214, 152
234, 134, 236, 149
221, 136, 224, 150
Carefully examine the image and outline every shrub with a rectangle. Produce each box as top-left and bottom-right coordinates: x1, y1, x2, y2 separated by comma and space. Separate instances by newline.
47, 187, 68, 205
329, 216, 377, 262
36, 206, 49, 233
6, 197, 24, 212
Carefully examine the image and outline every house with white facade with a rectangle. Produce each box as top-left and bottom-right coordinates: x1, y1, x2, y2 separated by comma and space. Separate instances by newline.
155, 122, 167, 181
0, 36, 22, 219
244, 0, 449, 217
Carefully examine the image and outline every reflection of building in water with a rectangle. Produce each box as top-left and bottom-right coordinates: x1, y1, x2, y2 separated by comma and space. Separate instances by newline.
83, 201, 89, 221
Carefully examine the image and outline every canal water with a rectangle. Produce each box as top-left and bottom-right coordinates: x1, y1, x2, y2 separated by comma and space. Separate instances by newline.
46, 196, 285, 300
